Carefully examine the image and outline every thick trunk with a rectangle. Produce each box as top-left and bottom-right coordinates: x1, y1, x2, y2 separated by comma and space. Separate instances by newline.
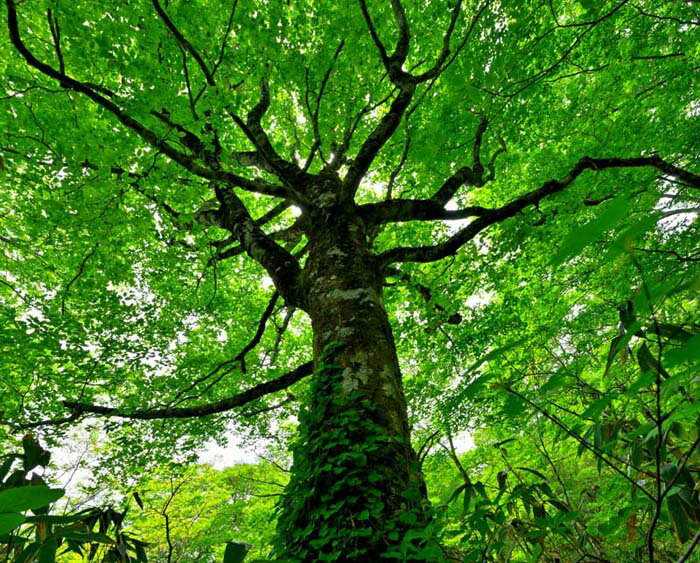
274, 204, 434, 561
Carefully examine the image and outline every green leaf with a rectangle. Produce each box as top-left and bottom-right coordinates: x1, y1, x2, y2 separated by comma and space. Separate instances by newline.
664, 333, 700, 368
516, 467, 547, 481
636, 343, 668, 379
54, 530, 115, 544
0, 486, 64, 513
666, 493, 691, 543
0, 512, 25, 534
38, 537, 58, 563
551, 201, 629, 267
133, 491, 144, 510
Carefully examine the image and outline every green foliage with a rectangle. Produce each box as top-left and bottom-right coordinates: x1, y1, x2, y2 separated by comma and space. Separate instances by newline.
1, 0, 698, 561
0, 436, 149, 562
125, 463, 281, 562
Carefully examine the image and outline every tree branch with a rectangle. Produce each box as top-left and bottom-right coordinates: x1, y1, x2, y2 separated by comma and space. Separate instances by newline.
6, 1, 283, 198
151, 0, 215, 86
343, 82, 415, 194
227, 79, 306, 196
380, 155, 700, 264
412, 1, 463, 82
304, 40, 345, 169
359, 199, 487, 225
214, 186, 305, 307
57, 362, 313, 422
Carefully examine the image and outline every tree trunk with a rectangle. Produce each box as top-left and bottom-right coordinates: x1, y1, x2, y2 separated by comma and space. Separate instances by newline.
274, 201, 433, 561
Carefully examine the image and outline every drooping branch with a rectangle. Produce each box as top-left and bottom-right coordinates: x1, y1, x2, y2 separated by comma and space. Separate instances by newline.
54, 362, 314, 423
380, 155, 700, 264
5, 0, 284, 199
151, 0, 215, 86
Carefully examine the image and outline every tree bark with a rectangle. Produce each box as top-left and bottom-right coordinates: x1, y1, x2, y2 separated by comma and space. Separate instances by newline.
274, 194, 431, 561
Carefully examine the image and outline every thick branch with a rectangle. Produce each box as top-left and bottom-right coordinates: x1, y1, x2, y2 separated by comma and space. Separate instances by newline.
211, 224, 302, 263
228, 80, 305, 193
61, 362, 313, 421
231, 150, 278, 175
431, 166, 481, 205
380, 155, 700, 264
215, 186, 305, 307
359, 199, 487, 225
343, 83, 415, 194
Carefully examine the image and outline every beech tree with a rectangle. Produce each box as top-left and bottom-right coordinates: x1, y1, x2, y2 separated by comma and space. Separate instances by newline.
1, 0, 699, 560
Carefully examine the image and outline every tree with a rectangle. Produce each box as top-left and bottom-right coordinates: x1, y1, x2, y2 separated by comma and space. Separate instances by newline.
1, 0, 698, 560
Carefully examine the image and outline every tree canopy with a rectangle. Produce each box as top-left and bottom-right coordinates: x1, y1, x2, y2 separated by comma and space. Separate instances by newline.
1, 0, 699, 561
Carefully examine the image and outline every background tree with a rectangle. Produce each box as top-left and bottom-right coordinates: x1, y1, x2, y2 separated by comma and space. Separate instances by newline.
1, 0, 698, 561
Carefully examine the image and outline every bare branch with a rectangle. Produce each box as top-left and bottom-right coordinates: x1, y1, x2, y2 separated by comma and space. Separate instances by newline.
215, 186, 305, 306
380, 155, 700, 264
151, 0, 215, 86
57, 362, 314, 422
359, 199, 487, 225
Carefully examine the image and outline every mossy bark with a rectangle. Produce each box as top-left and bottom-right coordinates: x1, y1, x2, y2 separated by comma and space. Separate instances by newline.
274, 196, 432, 561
